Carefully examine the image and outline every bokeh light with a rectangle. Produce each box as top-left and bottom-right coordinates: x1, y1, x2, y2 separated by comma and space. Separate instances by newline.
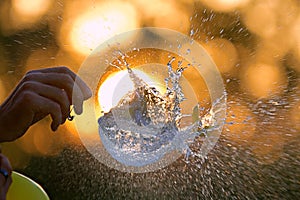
202, 38, 238, 76
1, 0, 54, 34
242, 1, 277, 38
200, 0, 251, 12
133, 0, 191, 34
240, 62, 288, 99
255, 34, 292, 64
59, 1, 140, 56
242, 0, 299, 39
12, 0, 53, 19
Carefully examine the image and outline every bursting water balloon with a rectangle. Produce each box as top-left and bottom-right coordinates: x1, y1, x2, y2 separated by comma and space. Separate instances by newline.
72, 27, 226, 173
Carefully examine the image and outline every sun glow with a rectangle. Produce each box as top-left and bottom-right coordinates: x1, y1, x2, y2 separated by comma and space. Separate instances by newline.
97, 69, 165, 113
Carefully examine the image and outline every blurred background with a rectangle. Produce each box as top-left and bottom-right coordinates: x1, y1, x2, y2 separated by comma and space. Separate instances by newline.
0, 0, 299, 199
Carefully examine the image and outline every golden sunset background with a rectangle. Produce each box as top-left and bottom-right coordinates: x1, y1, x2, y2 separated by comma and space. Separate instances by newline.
0, 0, 299, 199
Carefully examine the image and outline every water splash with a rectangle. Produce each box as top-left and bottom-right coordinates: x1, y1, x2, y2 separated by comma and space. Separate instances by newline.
98, 57, 218, 167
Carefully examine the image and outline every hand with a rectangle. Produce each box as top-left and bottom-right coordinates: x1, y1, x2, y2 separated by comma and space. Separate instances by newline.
0, 154, 12, 200
0, 67, 92, 142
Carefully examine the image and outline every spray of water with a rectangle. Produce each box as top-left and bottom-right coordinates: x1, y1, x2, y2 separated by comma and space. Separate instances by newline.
98, 55, 218, 167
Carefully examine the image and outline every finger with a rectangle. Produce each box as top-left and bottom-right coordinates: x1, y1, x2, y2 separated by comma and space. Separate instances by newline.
26, 92, 63, 131
0, 154, 12, 187
3, 175, 12, 194
23, 74, 85, 115
0, 155, 12, 175
20, 81, 71, 124
0, 174, 12, 200
0, 67, 91, 116
22, 72, 74, 102
27, 66, 92, 99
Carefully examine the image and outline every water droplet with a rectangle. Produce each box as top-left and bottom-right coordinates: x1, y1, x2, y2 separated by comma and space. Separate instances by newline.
190, 29, 194, 37
13, 40, 23, 45
57, 15, 63, 21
